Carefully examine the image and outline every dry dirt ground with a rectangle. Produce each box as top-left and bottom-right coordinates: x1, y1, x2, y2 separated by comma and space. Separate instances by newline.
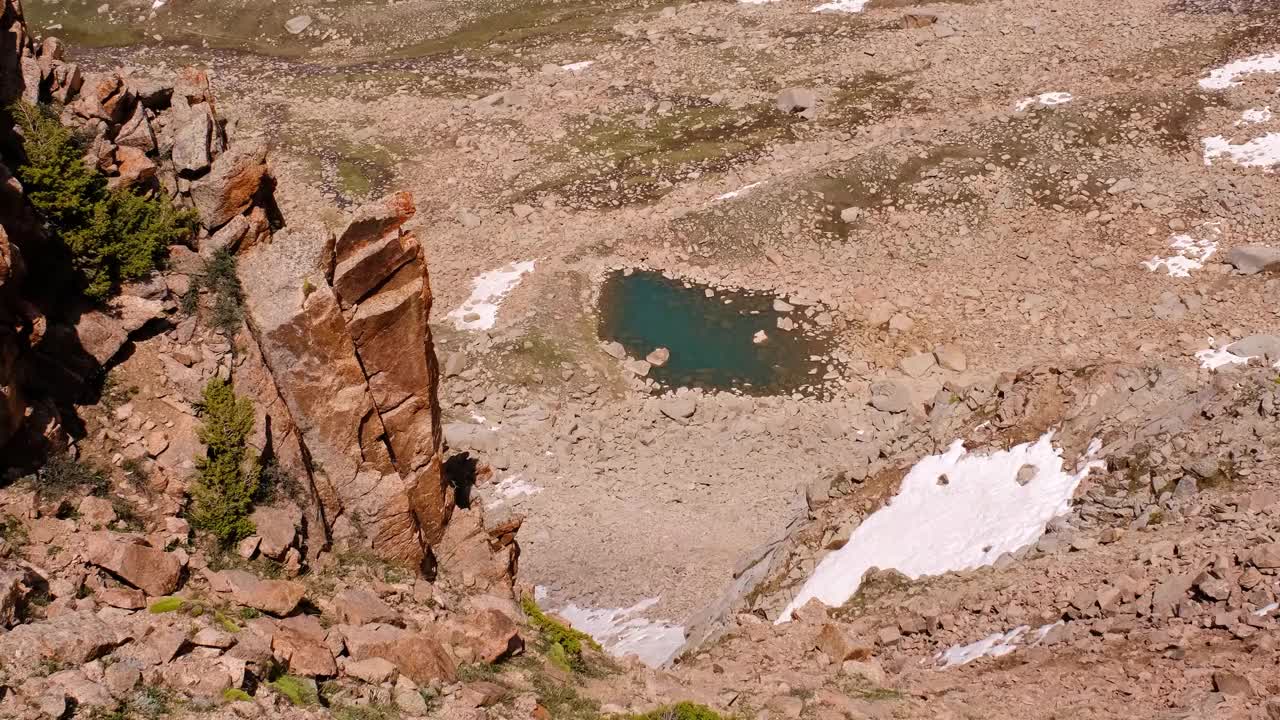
40, 0, 1280, 650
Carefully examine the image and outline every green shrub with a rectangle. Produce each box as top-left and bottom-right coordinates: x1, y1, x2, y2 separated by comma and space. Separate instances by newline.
269, 675, 318, 706
34, 452, 109, 499
521, 594, 599, 672
184, 248, 244, 335
189, 378, 259, 543
10, 101, 197, 301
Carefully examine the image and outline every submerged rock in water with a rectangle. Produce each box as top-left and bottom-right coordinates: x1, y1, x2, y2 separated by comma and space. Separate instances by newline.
646, 347, 671, 367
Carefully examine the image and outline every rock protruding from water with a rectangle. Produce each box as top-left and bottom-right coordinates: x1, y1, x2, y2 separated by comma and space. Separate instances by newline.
597, 270, 840, 396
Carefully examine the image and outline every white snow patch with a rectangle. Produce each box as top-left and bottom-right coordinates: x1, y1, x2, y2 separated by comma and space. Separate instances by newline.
151, 0, 166, 8
1014, 92, 1073, 112
556, 598, 686, 667
1199, 52, 1280, 90
937, 621, 1061, 668
561, 60, 594, 72
714, 181, 765, 201
812, 0, 870, 12
1195, 338, 1252, 370
1202, 133, 1280, 170
448, 260, 536, 330
939, 626, 1028, 667
1141, 226, 1220, 277
779, 433, 1102, 621
1254, 602, 1279, 618
1238, 107, 1273, 126
485, 474, 542, 509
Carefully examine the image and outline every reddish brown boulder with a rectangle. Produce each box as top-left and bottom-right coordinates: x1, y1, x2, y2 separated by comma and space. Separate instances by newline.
342, 623, 456, 685
73, 72, 134, 123
434, 507, 521, 594
97, 587, 146, 610
217, 569, 305, 616
189, 141, 267, 230
272, 615, 337, 677
111, 146, 157, 189
84, 533, 182, 596
815, 623, 872, 662
438, 608, 523, 664
334, 588, 400, 626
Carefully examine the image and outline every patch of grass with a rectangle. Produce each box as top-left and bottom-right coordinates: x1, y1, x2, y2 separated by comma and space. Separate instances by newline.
32, 452, 109, 500
185, 248, 245, 336
120, 457, 149, 487
0, 515, 28, 547
148, 597, 185, 614
213, 609, 241, 633
269, 675, 319, 706
111, 496, 146, 532
333, 704, 401, 720
534, 101, 796, 207
625, 702, 728, 720
457, 663, 502, 683
99, 370, 138, 413
530, 673, 602, 720
190, 378, 260, 544
521, 594, 599, 673
222, 688, 252, 703
851, 687, 903, 701
10, 101, 198, 301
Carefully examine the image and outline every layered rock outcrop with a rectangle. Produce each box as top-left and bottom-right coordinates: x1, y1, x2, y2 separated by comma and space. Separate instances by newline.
0, 0, 511, 583
240, 193, 455, 572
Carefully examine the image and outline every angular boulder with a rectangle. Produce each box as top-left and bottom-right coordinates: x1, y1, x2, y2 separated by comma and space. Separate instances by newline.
189, 141, 268, 230
85, 533, 182, 596
218, 569, 305, 616
272, 615, 337, 677
334, 588, 400, 626
342, 623, 457, 685
1226, 245, 1280, 275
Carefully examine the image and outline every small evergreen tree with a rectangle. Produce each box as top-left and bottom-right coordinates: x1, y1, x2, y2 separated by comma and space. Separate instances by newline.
9, 101, 197, 301
190, 378, 259, 543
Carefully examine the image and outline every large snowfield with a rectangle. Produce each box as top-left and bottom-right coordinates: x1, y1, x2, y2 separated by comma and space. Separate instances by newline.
780, 432, 1101, 621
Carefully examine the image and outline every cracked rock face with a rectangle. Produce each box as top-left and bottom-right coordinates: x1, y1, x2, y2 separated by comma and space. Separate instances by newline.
240, 192, 450, 570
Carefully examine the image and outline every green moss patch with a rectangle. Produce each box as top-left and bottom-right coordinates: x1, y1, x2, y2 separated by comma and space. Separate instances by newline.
147, 597, 185, 614
222, 688, 252, 703
269, 675, 319, 706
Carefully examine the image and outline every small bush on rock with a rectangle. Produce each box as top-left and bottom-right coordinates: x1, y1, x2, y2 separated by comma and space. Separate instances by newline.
190, 378, 259, 543
33, 452, 109, 499
10, 101, 197, 301
184, 248, 245, 335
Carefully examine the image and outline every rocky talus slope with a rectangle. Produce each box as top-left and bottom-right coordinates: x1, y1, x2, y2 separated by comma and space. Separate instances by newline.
1, 0, 1280, 718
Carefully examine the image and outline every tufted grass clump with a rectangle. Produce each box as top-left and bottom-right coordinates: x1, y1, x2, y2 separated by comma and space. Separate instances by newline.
147, 597, 185, 614
221, 688, 252, 703
189, 378, 259, 544
10, 101, 197, 302
269, 675, 318, 706
625, 703, 727, 720
521, 594, 599, 672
